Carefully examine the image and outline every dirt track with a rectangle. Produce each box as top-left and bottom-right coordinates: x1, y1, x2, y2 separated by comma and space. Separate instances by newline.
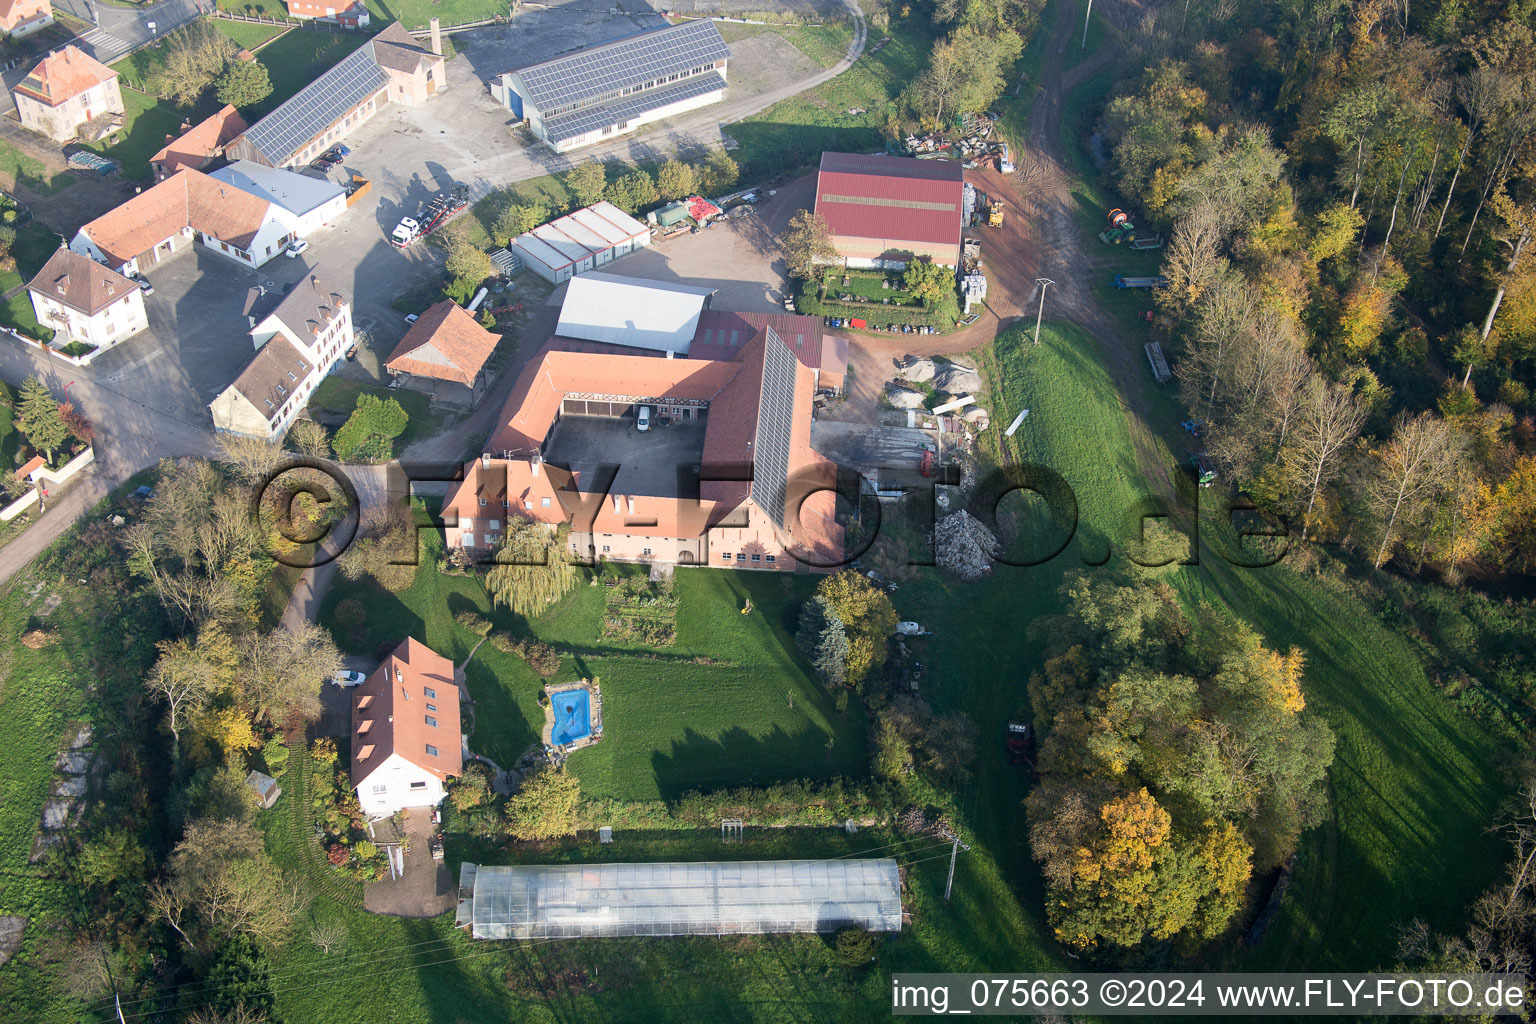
829, 0, 1176, 504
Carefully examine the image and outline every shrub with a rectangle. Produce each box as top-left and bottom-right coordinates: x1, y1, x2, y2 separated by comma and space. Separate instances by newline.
262, 739, 290, 774
490, 633, 563, 676
833, 926, 877, 966
332, 394, 408, 462
311, 738, 338, 764
454, 609, 493, 637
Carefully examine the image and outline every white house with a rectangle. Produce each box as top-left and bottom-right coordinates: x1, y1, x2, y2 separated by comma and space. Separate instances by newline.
208, 268, 353, 439
210, 161, 347, 238
350, 638, 462, 818
71, 168, 296, 275
25, 248, 147, 352
11, 46, 120, 142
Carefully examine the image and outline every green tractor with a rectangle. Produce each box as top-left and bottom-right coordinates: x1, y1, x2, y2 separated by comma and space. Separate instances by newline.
1099, 208, 1137, 244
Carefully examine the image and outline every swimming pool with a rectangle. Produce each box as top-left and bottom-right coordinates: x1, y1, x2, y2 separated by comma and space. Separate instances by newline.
550, 689, 592, 746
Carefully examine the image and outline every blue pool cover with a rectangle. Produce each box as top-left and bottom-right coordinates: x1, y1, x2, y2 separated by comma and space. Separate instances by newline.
551, 689, 592, 746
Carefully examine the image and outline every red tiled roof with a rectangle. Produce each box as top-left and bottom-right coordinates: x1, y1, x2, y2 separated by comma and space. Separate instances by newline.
815, 151, 964, 250
350, 637, 462, 784
386, 300, 499, 387
151, 105, 248, 177
486, 339, 739, 456
15, 455, 45, 480
78, 168, 273, 266
14, 46, 116, 107
475, 330, 843, 563
0, 0, 50, 33
691, 310, 829, 369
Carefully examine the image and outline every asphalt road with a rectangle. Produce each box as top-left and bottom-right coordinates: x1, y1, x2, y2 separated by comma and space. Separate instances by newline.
50, 0, 205, 63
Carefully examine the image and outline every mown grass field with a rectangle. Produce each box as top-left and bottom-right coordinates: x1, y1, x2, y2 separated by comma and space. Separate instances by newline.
729, 14, 931, 182
321, 552, 868, 801
972, 316, 1519, 972
98, 27, 361, 181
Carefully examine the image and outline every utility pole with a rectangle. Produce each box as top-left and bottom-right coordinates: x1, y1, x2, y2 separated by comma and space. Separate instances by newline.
1082, 0, 1092, 50
1033, 278, 1054, 345
944, 837, 959, 900
943, 835, 971, 901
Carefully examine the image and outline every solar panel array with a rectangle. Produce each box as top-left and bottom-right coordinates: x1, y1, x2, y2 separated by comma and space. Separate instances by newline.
752, 327, 798, 529
513, 19, 730, 113
241, 41, 388, 164
542, 72, 727, 143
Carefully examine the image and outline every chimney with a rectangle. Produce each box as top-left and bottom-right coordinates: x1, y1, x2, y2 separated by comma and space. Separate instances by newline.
247, 315, 256, 330
531, 454, 540, 478
626, 496, 635, 515
481, 452, 491, 469
429, 17, 442, 56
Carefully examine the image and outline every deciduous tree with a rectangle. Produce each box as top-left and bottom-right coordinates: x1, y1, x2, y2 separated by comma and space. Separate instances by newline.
485, 519, 576, 617
782, 210, 837, 280
501, 765, 580, 841
564, 161, 607, 207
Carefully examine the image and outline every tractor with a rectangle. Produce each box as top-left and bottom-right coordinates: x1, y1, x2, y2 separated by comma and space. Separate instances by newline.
1099, 208, 1137, 244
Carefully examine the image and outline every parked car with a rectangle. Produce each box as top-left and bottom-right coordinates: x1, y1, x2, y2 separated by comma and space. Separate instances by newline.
331, 670, 366, 688
637, 405, 652, 431
284, 239, 309, 258
404, 313, 419, 325
136, 275, 153, 295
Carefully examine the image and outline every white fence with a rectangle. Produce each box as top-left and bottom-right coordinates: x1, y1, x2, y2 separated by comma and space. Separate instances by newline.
0, 447, 95, 522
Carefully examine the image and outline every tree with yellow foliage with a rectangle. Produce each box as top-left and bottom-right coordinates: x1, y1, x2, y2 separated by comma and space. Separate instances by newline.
815, 571, 898, 690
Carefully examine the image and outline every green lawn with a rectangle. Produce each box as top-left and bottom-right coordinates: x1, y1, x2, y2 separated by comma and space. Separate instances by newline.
110, 21, 286, 93
0, 142, 72, 197
729, 15, 933, 182
0, 220, 66, 296
78, 88, 186, 182
216, 19, 290, 49
321, 553, 869, 801
0, 290, 52, 342
306, 375, 442, 451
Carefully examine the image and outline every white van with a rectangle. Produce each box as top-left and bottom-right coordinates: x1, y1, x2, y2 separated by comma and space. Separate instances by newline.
637, 406, 652, 431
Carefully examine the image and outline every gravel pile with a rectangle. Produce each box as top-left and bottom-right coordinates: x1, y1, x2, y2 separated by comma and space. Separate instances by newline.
885, 383, 927, 409
935, 509, 1000, 579
894, 355, 937, 382
934, 362, 982, 393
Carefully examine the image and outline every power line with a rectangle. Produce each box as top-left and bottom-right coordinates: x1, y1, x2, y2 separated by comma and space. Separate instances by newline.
69, 833, 956, 1018
73, 835, 957, 1024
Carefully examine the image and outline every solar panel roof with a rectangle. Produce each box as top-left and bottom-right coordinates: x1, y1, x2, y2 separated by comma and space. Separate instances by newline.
240, 40, 387, 164
752, 327, 798, 528
542, 71, 726, 143
512, 19, 729, 114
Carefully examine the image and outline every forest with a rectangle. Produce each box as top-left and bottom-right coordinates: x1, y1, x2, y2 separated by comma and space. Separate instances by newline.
1101, 0, 1536, 576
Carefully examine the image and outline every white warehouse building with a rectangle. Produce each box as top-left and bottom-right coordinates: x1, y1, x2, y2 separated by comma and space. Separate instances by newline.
514, 201, 652, 284
490, 19, 730, 153
210, 161, 347, 238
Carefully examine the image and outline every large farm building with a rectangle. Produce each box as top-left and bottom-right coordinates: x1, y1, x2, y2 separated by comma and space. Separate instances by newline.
814, 152, 965, 269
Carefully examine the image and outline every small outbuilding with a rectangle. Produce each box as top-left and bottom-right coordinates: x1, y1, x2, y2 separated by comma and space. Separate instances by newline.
386, 300, 500, 394
244, 770, 282, 809
513, 202, 651, 284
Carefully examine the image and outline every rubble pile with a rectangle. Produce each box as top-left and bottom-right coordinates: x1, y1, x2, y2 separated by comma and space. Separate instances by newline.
935, 509, 1001, 580
933, 362, 982, 394
885, 383, 927, 409
894, 355, 936, 382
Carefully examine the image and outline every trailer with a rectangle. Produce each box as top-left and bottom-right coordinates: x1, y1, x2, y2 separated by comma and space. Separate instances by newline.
1129, 234, 1164, 250
389, 183, 470, 248
1114, 275, 1169, 289
1144, 342, 1172, 383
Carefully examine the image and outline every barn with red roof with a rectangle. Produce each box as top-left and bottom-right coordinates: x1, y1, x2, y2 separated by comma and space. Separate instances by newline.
814, 152, 965, 269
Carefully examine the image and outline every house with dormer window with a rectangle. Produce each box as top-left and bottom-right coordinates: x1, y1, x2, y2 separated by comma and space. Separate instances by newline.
208, 266, 353, 439
350, 638, 462, 818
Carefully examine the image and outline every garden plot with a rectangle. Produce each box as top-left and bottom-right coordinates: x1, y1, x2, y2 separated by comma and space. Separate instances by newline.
600, 575, 678, 647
